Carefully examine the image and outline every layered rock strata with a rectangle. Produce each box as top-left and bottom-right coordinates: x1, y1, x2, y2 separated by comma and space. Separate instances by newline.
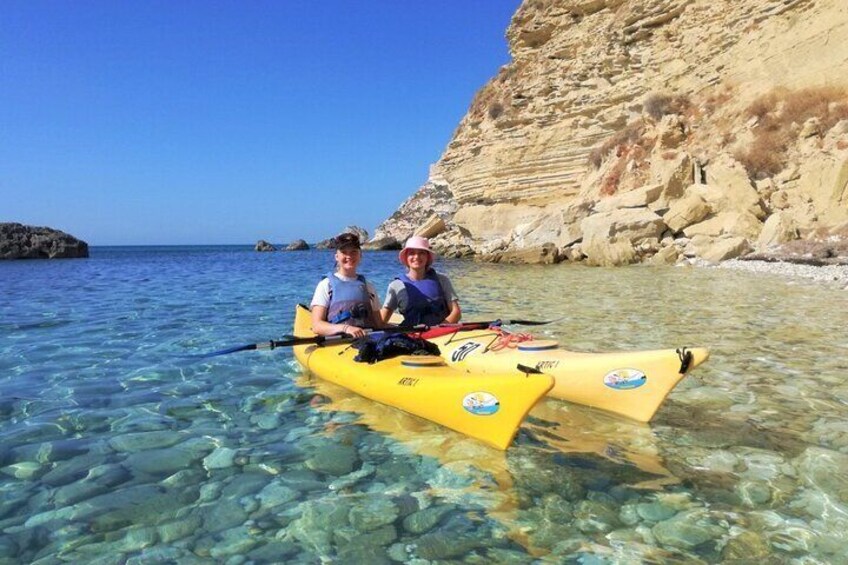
374, 0, 848, 265
0, 223, 89, 259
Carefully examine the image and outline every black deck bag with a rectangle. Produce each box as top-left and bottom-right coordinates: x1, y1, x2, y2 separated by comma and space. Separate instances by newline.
353, 333, 440, 364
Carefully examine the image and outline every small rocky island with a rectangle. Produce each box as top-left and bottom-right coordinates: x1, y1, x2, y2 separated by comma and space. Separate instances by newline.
0, 223, 89, 259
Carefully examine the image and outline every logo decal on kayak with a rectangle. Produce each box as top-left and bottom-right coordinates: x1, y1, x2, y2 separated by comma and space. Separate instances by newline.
604, 368, 647, 390
535, 360, 560, 371
462, 392, 500, 415
451, 342, 482, 362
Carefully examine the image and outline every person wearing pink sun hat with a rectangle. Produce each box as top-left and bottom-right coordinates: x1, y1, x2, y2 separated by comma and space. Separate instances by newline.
380, 236, 461, 326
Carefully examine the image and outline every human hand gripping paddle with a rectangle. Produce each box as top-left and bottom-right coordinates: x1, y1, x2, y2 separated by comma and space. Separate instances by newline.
198, 316, 563, 358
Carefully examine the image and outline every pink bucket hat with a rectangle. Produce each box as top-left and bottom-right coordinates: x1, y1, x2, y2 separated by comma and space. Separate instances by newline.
399, 236, 436, 267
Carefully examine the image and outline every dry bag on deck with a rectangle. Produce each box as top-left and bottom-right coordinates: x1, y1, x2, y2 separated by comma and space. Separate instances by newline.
354, 333, 440, 364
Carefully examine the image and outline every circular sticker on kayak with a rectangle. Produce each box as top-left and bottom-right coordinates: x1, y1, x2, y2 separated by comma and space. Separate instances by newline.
462, 392, 500, 415
604, 368, 647, 390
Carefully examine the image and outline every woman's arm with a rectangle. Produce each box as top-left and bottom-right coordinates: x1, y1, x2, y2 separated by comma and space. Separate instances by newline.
439, 275, 461, 323
445, 300, 461, 323
379, 307, 394, 323
369, 309, 386, 329
379, 282, 398, 324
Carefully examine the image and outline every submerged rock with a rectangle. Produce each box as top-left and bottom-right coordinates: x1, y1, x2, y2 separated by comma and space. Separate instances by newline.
0, 461, 44, 480
721, 530, 771, 561
123, 436, 216, 477
793, 446, 848, 504
208, 525, 259, 558
402, 504, 455, 535
304, 443, 359, 476
52, 463, 132, 507
414, 530, 491, 560
0, 222, 88, 259
203, 446, 237, 470
328, 462, 376, 491
157, 514, 202, 543
651, 510, 725, 550
0, 536, 19, 560
573, 499, 621, 534
202, 498, 248, 533
348, 495, 399, 532
256, 481, 299, 509
109, 430, 184, 452
286, 498, 352, 555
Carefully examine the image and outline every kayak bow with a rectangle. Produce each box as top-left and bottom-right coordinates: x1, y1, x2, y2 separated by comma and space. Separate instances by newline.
292, 305, 554, 450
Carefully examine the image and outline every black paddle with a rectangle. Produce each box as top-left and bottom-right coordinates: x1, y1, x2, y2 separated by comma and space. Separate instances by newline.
199, 332, 366, 358
199, 317, 563, 358
423, 316, 567, 331
198, 324, 429, 358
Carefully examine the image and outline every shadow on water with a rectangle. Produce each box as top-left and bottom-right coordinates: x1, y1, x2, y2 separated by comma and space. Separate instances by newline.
299, 372, 687, 556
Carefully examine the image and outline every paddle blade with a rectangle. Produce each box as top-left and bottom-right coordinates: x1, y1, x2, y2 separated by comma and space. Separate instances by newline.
508, 319, 552, 326
506, 316, 567, 326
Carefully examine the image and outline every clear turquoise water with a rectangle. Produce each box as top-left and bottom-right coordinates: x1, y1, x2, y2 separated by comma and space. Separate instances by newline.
2, 246, 847, 563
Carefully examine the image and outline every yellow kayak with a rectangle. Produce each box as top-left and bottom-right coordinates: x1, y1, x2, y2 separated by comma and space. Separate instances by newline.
292, 305, 554, 450
422, 326, 709, 423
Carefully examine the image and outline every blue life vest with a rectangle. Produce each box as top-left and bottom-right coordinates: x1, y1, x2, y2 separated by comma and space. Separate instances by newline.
326, 272, 373, 327
397, 269, 450, 326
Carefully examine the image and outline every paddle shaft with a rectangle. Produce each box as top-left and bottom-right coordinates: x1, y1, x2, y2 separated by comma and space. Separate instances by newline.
202, 317, 560, 358
201, 324, 430, 358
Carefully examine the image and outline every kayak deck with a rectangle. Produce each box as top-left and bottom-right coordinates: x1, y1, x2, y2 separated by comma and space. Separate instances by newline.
422, 326, 709, 423
292, 305, 554, 450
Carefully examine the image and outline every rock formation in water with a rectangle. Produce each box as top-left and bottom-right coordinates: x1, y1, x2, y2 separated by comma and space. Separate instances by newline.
286, 239, 310, 251
374, 0, 848, 265
255, 240, 276, 252
315, 226, 370, 249
0, 223, 89, 259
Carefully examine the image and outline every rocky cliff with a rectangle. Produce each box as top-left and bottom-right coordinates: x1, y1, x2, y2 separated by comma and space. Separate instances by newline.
374, 0, 848, 265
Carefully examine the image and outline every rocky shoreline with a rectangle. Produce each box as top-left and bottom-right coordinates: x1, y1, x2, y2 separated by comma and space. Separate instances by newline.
717, 259, 848, 290
714, 235, 848, 289
367, 1, 848, 272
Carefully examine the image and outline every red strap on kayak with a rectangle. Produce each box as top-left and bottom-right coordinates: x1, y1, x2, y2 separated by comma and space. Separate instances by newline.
488, 331, 534, 351
419, 326, 456, 339
419, 323, 487, 339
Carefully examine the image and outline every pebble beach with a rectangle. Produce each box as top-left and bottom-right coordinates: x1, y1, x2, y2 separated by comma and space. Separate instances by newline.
717, 259, 848, 290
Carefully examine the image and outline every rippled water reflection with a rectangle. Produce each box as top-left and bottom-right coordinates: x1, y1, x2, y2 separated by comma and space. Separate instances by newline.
1, 247, 846, 563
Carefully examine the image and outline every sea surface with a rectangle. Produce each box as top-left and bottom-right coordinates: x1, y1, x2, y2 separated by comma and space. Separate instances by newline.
1, 246, 847, 564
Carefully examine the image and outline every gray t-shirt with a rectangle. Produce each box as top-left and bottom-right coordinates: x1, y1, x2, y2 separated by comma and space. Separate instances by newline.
382, 272, 459, 315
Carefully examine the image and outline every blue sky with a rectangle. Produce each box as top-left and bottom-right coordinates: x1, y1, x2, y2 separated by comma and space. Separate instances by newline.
1, 1, 519, 245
